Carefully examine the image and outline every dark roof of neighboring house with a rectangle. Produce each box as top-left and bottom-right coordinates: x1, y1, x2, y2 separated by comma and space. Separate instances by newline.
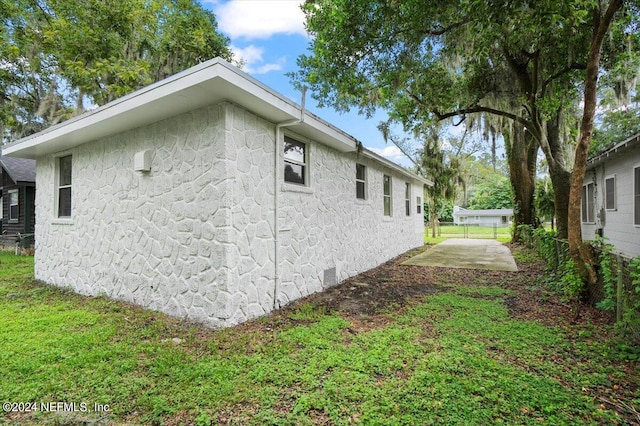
454, 208, 513, 217
587, 131, 640, 169
0, 154, 36, 184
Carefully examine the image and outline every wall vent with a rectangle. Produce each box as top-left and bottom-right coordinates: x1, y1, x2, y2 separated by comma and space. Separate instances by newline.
323, 267, 336, 288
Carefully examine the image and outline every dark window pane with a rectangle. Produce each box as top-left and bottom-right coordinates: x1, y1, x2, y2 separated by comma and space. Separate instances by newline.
356, 164, 365, 180
284, 162, 305, 185
587, 183, 594, 222
405, 200, 410, 216
581, 186, 587, 222
417, 197, 421, 214
356, 181, 365, 199
605, 177, 615, 210
58, 187, 72, 217
405, 182, 410, 198
59, 155, 72, 186
284, 137, 305, 163
384, 197, 391, 216
9, 204, 18, 220
383, 175, 390, 195
635, 168, 640, 225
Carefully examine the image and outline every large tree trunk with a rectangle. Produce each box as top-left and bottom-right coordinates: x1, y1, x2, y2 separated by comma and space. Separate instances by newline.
568, 0, 622, 285
429, 198, 437, 238
542, 109, 573, 240
506, 123, 539, 242
549, 166, 572, 240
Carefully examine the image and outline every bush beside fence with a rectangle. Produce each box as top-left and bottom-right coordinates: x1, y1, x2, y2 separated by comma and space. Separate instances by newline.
519, 225, 640, 344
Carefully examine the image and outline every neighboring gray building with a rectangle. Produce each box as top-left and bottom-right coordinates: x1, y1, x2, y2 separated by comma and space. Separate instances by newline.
3, 58, 430, 328
452, 206, 513, 226
0, 155, 36, 245
581, 132, 640, 258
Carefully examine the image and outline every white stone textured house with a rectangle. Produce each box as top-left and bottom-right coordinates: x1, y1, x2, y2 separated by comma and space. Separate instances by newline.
452, 206, 513, 226
3, 58, 430, 327
581, 132, 640, 258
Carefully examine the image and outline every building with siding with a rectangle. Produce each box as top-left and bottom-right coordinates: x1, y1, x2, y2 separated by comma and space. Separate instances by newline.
581, 132, 640, 258
0, 155, 36, 246
452, 206, 513, 226
2, 58, 431, 327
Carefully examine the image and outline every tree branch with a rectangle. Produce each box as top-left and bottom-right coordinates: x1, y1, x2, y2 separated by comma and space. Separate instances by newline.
543, 63, 587, 89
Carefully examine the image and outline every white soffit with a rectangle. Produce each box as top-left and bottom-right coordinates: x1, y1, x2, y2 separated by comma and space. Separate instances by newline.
3, 58, 356, 158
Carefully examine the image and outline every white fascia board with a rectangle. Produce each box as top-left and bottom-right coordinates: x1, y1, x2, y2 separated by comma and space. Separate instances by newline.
3, 58, 355, 158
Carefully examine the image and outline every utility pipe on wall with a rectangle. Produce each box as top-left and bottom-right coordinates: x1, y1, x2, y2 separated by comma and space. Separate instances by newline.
273, 87, 306, 309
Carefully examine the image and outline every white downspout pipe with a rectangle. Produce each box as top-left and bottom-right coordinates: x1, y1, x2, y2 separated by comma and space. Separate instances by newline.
273, 87, 306, 309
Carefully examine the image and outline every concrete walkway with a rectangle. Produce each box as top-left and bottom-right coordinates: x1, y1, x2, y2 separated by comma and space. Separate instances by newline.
402, 238, 518, 272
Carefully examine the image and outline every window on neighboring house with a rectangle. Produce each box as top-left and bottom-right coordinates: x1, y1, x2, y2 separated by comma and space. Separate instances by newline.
416, 196, 422, 214
605, 175, 616, 210
284, 136, 306, 185
8, 190, 18, 222
0, 194, 3, 220
582, 182, 595, 223
635, 167, 640, 226
501, 215, 508, 224
405, 183, 411, 216
383, 175, 392, 216
57, 155, 72, 218
356, 163, 366, 199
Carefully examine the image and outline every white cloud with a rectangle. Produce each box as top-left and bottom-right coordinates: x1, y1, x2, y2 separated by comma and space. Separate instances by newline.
367, 145, 408, 162
231, 44, 285, 74
215, 0, 306, 40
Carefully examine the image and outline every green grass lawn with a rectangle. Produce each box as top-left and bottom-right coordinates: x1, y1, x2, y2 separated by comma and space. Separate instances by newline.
0, 250, 637, 425
424, 225, 512, 244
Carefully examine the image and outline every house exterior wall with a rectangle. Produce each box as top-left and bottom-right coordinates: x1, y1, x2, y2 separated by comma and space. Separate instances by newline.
34, 101, 425, 328
582, 143, 640, 258
35, 104, 239, 327
276, 129, 424, 307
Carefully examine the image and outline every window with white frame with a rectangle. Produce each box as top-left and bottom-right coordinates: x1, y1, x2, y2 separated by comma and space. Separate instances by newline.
57, 155, 72, 218
635, 166, 640, 226
8, 189, 18, 222
582, 182, 595, 223
405, 183, 411, 216
416, 196, 421, 214
383, 175, 392, 216
605, 175, 616, 210
284, 136, 306, 185
0, 194, 3, 220
356, 163, 366, 199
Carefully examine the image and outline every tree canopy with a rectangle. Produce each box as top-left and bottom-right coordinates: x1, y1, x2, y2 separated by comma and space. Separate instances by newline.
293, 0, 638, 248
1, 0, 233, 142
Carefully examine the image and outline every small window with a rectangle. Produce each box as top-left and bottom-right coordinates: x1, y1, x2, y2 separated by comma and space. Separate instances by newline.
405, 183, 411, 216
284, 136, 306, 185
0, 194, 3, 220
416, 196, 421, 214
57, 155, 72, 218
605, 175, 616, 210
635, 167, 640, 226
501, 215, 508, 224
356, 164, 366, 199
582, 182, 595, 223
383, 175, 392, 216
8, 190, 18, 222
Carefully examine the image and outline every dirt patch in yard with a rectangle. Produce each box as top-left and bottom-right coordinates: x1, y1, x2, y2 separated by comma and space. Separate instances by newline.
281, 243, 613, 329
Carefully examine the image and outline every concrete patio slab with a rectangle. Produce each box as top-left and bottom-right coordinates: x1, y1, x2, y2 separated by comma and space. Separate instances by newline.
402, 238, 518, 271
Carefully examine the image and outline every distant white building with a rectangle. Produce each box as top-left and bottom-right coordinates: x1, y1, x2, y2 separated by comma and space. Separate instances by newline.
453, 206, 513, 226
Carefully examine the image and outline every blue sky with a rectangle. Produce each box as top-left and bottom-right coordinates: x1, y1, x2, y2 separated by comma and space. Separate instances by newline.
200, 0, 410, 165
